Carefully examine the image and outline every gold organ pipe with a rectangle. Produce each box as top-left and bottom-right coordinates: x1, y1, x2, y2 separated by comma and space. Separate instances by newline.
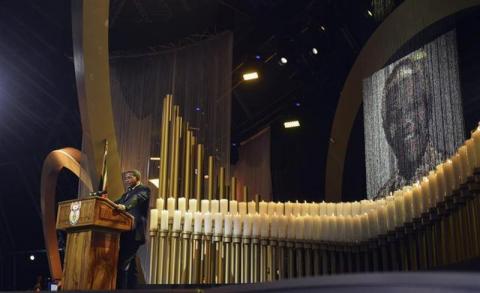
219, 167, 225, 199
243, 185, 248, 202
159, 96, 170, 200
195, 144, 204, 201
173, 116, 182, 199
230, 177, 237, 201
183, 130, 192, 201
168, 106, 178, 198
208, 156, 214, 200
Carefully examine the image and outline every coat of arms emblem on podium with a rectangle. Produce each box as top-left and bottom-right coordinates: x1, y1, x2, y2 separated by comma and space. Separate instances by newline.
69, 201, 81, 225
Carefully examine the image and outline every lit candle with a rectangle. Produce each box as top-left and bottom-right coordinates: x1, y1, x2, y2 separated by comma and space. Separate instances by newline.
337, 215, 346, 242
287, 215, 296, 240
188, 199, 198, 212
160, 210, 169, 231
466, 138, 479, 170
411, 182, 423, 219
435, 164, 447, 201
443, 160, 455, 195
343, 202, 352, 217
238, 202, 247, 216
267, 201, 276, 216
320, 216, 329, 242
394, 191, 405, 227
193, 212, 203, 234
360, 213, 371, 241
260, 215, 270, 239
345, 215, 354, 242
210, 200, 219, 214
252, 214, 261, 238
452, 154, 464, 188
233, 214, 242, 237
360, 200, 371, 214
471, 125, 480, 167
184, 212, 193, 233
458, 145, 472, 179
293, 202, 301, 216
204, 212, 213, 235
173, 210, 182, 231
319, 202, 327, 216
326, 202, 335, 216
149, 209, 158, 231
403, 187, 414, 223
220, 199, 229, 215
167, 197, 175, 218
352, 215, 362, 242
223, 214, 233, 237
336, 203, 344, 217
420, 177, 431, 211
277, 215, 287, 239
308, 203, 319, 216
284, 201, 293, 216
275, 202, 284, 216
351, 201, 360, 216
386, 197, 396, 231
248, 200, 257, 215
270, 215, 279, 239
427, 171, 439, 207
259, 201, 268, 216
328, 216, 338, 242
301, 202, 309, 216
295, 216, 305, 241
243, 214, 253, 237
304, 215, 313, 241
201, 199, 210, 213
368, 210, 379, 238
312, 216, 321, 241
156, 198, 164, 210
178, 197, 186, 216
214, 212, 223, 236
229, 200, 238, 215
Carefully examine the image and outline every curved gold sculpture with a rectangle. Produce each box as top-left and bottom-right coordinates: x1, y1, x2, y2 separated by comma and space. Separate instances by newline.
325, 0, 480, 201
40, 148, 93, 281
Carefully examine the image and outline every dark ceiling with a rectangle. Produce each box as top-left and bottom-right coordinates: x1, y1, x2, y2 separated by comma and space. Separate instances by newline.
0, 0, 395, 289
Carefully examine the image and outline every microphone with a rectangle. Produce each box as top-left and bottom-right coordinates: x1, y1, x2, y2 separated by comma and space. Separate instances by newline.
89, 190, 107, 197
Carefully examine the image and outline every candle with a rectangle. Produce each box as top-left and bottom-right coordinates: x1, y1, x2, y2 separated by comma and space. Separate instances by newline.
377, 205, 388, 235
267, 201, 276, 216
276, 202, 284, 216
260, 215, 270, 238
178, 197, 186, 215
160, 210, 169, 231
167, 197, 175, 218
230, 200, 238, 215
466, 138, 478, 170
173, 210, 182, 231
459, 145, 472, 179
184, 212, 193, 233
352, 215, 362, 242
471, 125, 480, 167
435, 164, 447, 201
284, 201, 293, 216
194, 212, 203, 234
287, 215, 296, 240
326, 202, 336, 216
201, 199, 210, 213
243, 214, 253, 237
343, 202, 352, 217
308, 203, 319, 216
386, 197, 396, 231
248, 200, 257, 215
319, 202, 327, 216
149, 209, 158, 231
360, 200, 371, 214
224, 214, 233, 237
304, 215, 313, 240
259, 201, 268, 216
403, 187, 414, 223
394, 191, 405, 227
444, 160, 455, 195
320, 216, 330, 242
312, 216, 321, 241
351, 201, 360, 216
252, 214, 261, 237
278, 215, 287, 239
188, 199, 198, 212
270, 215, 279, 239
336, 203, 344, 217
204, 212, 213, 235
420, 177, 431, 211
452, 154, 464, 188
328, 215, 338, 242
368, 210, 379, 238
233, 215, 242, 237
360, 213, 370, 241
427, 171, 439, 207
295, 216, 305, 241
220, 199, 229, 215
210, 200, 219, 214
300, 202, 309, 216
156, 198, 164, 210
411, 182, 423, 219
293, 202, 301, 216
337, 215, 346, 242
238, 202, 247, 216
214, 212, 223, 236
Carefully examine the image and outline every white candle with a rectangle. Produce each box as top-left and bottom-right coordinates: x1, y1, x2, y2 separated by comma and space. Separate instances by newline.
252, 214, 261, 237
411, 182, 423, 219
233, 214, 242, 237
352, 215, 362, 242
156, 198, 164, 210
173, 210, 182, 231
193, 212, 203, 234
420, 177, 431, 211
386, 197, 396, 231
160, 210, 169, 231
229, 200, 238, 215
201, 199, 210, 213
293, 202, 301, 216
167, 197, 175, 218
210, 200, 219, 214
184, 212, 193, 233
248, 200, 257, 215
368, 210, 379, 238
320, 216, 329, 242
267, 201, 276, 216
312, 216, 321, 241
471, 125, 480, 167
403, 187, 414, 223
278, 215, 287, 239
343, 202, 352, 217
427, 171, 439, 206
466, 138, 478, 170
377, 205, 388, 235
394, 191, 405, 227
444, 160, 455, 195
337, 215, 346, 242
178, 197, 186, 215
351, 201, 360, 216
214, 212, 223, 236
223, 214, 233, 237
308, 203, 319, 216
243, 214, 253, 237
260, 215, 270, 238
300, 202, 309, 216
360, 213, 370, 241
276, 202, 284, 216
287, 215, 296, 240
284, 201, 293, 216
220, 199, 229, 215
319, 202, 327, 216
149, 209, 158, 231
238, 202, 247, 216
452, 154, 464, 188
203, 212, 213, 234
270, 215, 279, 239
360, 200, 371, 214
326, 202, 335, 216
295, 216, 305, 240
336, 203, 344, 217
345, 215, 354, 242
459, 145, 472, 178
259, 201, 268, 216
328, 216, 338, 241
435, 164, 447, 201
304, 215, 313, 240
188, 199, 198, 212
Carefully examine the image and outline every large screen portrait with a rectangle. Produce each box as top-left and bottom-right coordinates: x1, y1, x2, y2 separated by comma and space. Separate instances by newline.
363, 30, 465, 199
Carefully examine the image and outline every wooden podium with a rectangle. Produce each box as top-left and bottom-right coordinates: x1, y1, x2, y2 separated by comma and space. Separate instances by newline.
56, 197, 134, 290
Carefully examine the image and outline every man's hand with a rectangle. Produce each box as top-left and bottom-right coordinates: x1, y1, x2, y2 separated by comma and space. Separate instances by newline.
116, 204, 126, 211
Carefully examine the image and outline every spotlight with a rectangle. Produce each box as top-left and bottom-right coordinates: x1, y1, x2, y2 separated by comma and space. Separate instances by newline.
284, 120, 300, 129
279, 57, 288, 65
195, 107, 201, 112
311, 48, 318, 55
320, 25, 326, 31
243, 71, 259, 81
29, 254, 35, 261
295, 102, 301, 107
367, 10, 373, 17
255, 55, 261, 60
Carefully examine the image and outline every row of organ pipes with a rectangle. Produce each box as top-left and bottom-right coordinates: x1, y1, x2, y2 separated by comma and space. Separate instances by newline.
148, 95, 480, 284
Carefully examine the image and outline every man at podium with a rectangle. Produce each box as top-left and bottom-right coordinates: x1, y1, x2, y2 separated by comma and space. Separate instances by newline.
114, 170, 150, 289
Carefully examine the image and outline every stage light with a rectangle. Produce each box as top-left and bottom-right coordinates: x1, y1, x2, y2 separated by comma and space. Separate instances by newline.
148, 179, 159, 188
255, 55, 261, 60
243, 72, 259, 81
311, 48, 318, 55
295, 102, 301, 107
320, 26, 326, 31
280, 57, 288, 65
195, 107, 201, 112
284, 120, 300, 128
367, 10, 373, 17
30, 254, 35, 261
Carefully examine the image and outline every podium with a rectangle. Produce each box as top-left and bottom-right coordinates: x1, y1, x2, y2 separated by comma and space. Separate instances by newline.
56, 197, 134, 290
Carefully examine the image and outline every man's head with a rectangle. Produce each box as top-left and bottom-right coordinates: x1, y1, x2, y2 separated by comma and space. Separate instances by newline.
125, 170, 141, 188
382, 57, 432, 174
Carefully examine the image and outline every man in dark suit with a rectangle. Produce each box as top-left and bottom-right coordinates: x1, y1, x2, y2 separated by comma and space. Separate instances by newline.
114, 169, 150, 289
